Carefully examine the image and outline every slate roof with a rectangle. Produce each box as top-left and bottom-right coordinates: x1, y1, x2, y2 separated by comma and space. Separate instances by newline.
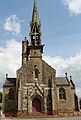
56, 77, 70, 86
3, 78, 16, 87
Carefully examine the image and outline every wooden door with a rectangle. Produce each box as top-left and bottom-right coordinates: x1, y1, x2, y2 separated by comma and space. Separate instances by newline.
32, 98, 41, 112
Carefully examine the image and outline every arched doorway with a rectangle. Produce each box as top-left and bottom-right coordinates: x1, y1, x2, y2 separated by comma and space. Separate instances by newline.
32, 98, 41, 112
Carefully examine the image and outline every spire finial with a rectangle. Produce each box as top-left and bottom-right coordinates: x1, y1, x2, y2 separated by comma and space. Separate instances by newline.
34, 0, 36, 4
32, 0, 39, 24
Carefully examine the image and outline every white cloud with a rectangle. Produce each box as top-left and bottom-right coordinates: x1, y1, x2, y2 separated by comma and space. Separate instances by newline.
63, 0, 81, 15
4, 15, 21, 35
0, 40, 81, 98
0, 39, 21, 90
43, 53, 81, 98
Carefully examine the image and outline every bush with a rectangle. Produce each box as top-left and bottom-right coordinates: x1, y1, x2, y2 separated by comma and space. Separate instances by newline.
0, 92, 2, 103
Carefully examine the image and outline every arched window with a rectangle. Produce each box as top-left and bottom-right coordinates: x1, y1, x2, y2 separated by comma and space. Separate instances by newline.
59, 88, 66, 100
9, 88, 14, 100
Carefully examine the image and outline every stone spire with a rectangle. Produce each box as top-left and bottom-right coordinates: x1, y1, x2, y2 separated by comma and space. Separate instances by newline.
29, 0, 42, 46
29, 0, 44, 59
32, 0, 39, 24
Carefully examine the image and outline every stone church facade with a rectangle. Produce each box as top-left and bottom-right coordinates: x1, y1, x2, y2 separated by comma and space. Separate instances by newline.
3, 0, 79, 115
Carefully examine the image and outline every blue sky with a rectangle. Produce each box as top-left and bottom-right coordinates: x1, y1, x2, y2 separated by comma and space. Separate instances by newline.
0, 0, 81, 97
0, 0, 81, 57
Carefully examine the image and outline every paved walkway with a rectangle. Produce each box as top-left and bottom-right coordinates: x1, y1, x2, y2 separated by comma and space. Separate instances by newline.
1, 117, 81, 120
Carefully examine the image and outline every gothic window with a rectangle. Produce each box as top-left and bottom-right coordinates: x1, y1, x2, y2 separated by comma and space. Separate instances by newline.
31, 35, 35, 45
36, 35, 40, 45
36, 35, 39, 40
59, 88, 66, 100
36, 28, 38, 33
9, 88, 14, 100
33, 28, 35, 33
33, 35, 35, 40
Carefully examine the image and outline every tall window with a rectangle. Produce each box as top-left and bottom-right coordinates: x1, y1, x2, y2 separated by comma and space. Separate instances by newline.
9, 88, 14, 100
59, 88, 66, 100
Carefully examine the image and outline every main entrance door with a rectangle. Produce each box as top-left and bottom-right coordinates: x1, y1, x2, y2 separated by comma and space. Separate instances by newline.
32, 98, 41, 112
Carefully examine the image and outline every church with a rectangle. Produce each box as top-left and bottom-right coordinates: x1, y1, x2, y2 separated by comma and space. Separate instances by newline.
3, 0, 79, 115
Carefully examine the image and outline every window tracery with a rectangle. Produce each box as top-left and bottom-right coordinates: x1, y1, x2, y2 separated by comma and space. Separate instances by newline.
59, 87, 66, 100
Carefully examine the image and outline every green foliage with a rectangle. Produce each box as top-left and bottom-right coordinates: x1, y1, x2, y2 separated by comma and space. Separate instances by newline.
79, 100, 81, 109
0, 92, 2, 103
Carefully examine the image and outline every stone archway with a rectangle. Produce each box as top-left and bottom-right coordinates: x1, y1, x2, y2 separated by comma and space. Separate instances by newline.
32, 98, 41, 113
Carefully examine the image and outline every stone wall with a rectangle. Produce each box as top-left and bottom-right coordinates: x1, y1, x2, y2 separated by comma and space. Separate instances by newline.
57, 86, 75, 111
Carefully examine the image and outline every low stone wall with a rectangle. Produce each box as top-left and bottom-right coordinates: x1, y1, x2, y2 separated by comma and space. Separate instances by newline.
2, 111, 81, 118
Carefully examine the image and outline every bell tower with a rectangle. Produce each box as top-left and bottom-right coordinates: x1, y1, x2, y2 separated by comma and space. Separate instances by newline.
29, 0, 44, 59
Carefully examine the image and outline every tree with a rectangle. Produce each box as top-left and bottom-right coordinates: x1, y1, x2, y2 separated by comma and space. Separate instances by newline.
0, 92, 2, 103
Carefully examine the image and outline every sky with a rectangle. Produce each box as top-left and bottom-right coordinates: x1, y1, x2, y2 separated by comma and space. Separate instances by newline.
0, 0, 81, 97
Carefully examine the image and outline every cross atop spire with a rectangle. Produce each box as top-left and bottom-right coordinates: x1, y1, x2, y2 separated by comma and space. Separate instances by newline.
32, 0, 39, 24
